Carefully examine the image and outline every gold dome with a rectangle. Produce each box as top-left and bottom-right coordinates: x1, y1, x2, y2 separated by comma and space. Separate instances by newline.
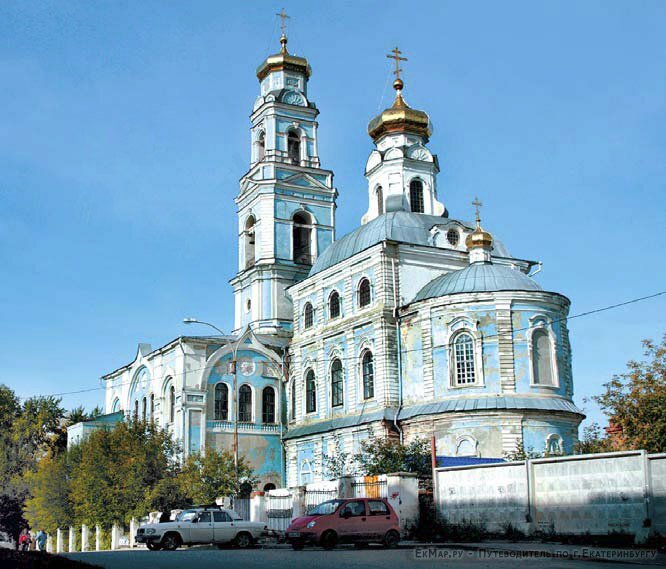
256, 34, 311, 82
367, 87, 432, 142
465, 225, 494, 250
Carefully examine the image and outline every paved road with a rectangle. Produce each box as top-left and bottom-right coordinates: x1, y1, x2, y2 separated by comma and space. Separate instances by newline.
64, 546, 649, 569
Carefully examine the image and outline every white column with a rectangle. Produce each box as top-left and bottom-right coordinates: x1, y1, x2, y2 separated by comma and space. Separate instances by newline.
95, 526, 101, 551
81, 525, 89, 552
111, 525, 119, 550
386, 472, 419, 537
290, 486, 306, 518
68, 526, 76, 552
56, 528, 63, 553
46, 535, 53, 553
129, 518, 137, 548
250, 492, 267, 523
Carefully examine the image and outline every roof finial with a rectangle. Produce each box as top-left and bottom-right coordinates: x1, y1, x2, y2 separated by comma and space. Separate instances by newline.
472, 196, 483, 228
386, 46, 408, 108
276, 8, 290, 53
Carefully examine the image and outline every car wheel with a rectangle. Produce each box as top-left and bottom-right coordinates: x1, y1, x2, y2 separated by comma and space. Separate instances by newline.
291, 543, 304, 551
146, 541, 162, 551
160, 533, 180, 551
320, 530, 337, 550
383, 530, 399, 549
234, 532, 253, 549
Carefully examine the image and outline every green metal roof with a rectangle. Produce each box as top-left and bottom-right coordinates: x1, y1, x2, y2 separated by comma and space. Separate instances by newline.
413, 261, 543, 302
308, 212, 510, 276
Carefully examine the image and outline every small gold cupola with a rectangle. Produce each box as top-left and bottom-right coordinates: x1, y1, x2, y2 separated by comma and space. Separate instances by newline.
466, 197, 494, 263
256, 10, 311, 81
367, 47, 432, 142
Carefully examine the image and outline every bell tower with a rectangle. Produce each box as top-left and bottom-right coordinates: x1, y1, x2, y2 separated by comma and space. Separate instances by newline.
362, 47, 445, 224
231, 17, 337, 336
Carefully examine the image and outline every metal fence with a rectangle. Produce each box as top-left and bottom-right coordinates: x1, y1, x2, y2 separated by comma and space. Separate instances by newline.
232, 497, 251, 521
266, 492, 293, 532
351, 477, 387, 499
304, 488, 338, 513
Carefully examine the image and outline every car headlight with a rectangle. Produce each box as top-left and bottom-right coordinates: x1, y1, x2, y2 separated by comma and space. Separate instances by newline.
306, 521, 317, 529
145, 529, 156, 535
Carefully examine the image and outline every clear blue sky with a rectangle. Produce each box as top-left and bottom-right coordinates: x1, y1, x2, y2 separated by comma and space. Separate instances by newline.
1, 1, 665, 428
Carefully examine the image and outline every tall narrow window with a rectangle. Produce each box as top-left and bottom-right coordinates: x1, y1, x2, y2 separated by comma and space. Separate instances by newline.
453, 332, 476, 385
306, 370, 317, 413
362, 351, 374, 400
331, 359, 344, 407
293, 213, 312, 265
214, 383, 229, 421
287, 130, 300, 164
376, 186, 384, 215
262, 387, 276, 423
290, 380, 296, 421
238, 385, 253, 422
244, 216, 256, 269
150, 394, 154, 421
358, 278, 371, 308
134, 399, 139, 421
533, 329, 555, 386
409, 179, 424, 213
257, 131, 265, 162
169, 385, 175, 423
303, 302, 314, 329
141, 397, 147, 421
329, 291, 341, 319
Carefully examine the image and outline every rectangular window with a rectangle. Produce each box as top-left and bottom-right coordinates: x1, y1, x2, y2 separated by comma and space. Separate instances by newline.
368, 500, 389, 515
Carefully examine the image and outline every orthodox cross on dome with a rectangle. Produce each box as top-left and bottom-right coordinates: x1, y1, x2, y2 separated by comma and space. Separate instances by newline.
472, 196, 483, 226
276, 8, 290, 53
386, 46, 408, 83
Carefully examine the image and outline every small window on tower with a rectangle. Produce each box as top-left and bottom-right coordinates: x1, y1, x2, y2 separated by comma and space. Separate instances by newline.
376, 186, 384, 215
244, 215, 256, 269
287, 130, 301, 164
446, 228, 460, 247
409, 179, 424, 213
257, 131, 265, 162
303, 302, 314, 329
293, 213, 312, 265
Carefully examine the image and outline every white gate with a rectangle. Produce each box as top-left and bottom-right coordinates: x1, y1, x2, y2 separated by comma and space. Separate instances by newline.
266, 492, 293, 532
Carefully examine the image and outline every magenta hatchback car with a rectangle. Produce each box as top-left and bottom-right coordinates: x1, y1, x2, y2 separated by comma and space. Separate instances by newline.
285, 498, 400, 550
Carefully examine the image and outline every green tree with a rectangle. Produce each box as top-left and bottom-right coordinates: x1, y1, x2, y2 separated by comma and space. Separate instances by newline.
69, 420, 179, 527
574, 422, 613, 455
322, 433, 356, 479
144, 476, 192, 514
502, 440, 543, 461
178, 449, 256, 504
354, 435, 432, 478
594, 335, 666, 453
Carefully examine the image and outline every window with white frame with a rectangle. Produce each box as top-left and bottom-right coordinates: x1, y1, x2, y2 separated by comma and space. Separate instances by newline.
306, 370, 317, 413
214, 383, 229, 421
362, 350, 374, 400
329, 290, 341, 319
358, 278, 371, 308
303, 302, 314, 329
546, 434, 563, 455
262, 386, 276, 424
290, 380, 296, 421
238, 385, 253, 422
456, 436, 477, 457
453, 332, 476, 385
409, 179, 424, 213
331, 358, 344, 407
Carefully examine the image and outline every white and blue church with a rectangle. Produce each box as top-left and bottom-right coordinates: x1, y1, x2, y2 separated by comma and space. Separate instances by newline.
70, 31, 584, 490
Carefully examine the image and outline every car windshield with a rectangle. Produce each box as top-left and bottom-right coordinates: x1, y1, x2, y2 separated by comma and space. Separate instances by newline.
175, 510, 197, 522
307, 500, 345, 516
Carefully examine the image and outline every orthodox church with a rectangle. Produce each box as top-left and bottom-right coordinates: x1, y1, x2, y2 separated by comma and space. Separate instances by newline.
71, 29, 584, 490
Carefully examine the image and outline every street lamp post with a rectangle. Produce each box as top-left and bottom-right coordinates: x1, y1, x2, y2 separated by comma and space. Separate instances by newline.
182, 317, 240, 472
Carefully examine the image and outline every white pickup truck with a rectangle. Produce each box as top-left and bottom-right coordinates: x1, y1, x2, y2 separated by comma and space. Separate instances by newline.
136, 507, 267, 550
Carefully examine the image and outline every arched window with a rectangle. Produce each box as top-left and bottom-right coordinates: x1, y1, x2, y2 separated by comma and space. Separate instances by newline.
141, 397, 147, 421
409, 179, 424, 213
376, 186, 384, 215
453, 332, 476, 385
238, 385, 253, 422
262, 386, 276, 423
111, 398, 120, 413
293, 212, 312, 265
331, 358, 343, 407
244, 215, 256, 269
456, 436, 477, 457
329, 291, 341, 319
303, 302, 314, 329
362, 351, 374, 400
169, 385, 175, 423
150, 394, 154, 421
358, 278, 371, 308
532, 329, 555, 386
214, 383, 229, 421
300, 459, 313, 485
257, 131, 265, 162
290, 380, 296, 421
546, 434, 563, 455
287, 130, 301, 164
306, 370, 317, 413
134, 399, 139, 421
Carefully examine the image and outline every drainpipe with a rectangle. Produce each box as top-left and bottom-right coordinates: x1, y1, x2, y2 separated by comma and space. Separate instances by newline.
391, 255, 404, 443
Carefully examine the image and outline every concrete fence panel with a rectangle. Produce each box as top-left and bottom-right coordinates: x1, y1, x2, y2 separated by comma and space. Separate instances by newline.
649, 454, 666, 535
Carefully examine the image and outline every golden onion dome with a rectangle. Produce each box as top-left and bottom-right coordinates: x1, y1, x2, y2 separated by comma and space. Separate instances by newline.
256, 34, 311, 82
367, 79, 432, 142
465, 225, 494, 250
